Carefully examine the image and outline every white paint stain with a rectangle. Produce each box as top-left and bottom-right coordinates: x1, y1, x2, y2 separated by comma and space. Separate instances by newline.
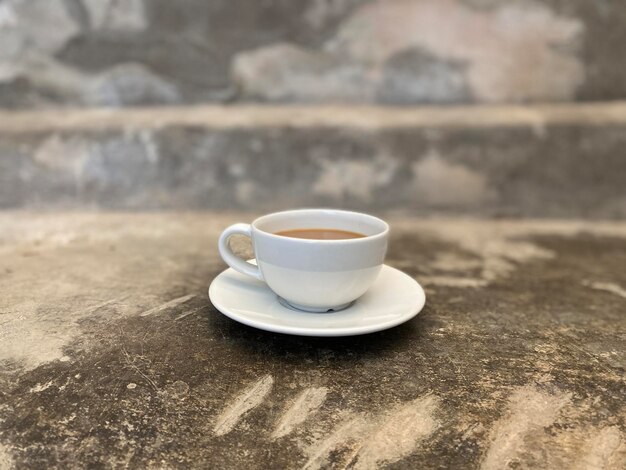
430, 253, 483, 272
412, 152, 494, 207
57, 377, 71, 392
273, 387, 328, 439
174, 306, 207, 321
481, 385, 571, 470
351, 395, 441, 469
33, 135, 89, 174
421, 276, 488, 288
139, 294, 196, 317
0, 444, 13, 470
582, 281, 626, 300
58, 412, 77, 426
303, 415, 366, 470
302, 394, 441, 470
576, 426, 624, 470
29, 380, 54, 393
313, 155, 398, 202
410, 219, 557, 287
213, 375, 274, 437
122, 420, 135, 432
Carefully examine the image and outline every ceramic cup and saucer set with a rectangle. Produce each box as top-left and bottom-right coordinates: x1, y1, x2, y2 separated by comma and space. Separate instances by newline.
208, 209, 425, 336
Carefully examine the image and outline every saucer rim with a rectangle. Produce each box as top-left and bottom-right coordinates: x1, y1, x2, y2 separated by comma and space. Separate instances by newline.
208, 263, 426, 337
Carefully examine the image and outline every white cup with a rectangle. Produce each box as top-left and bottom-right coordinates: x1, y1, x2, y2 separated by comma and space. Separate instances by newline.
218, 209, 389, 312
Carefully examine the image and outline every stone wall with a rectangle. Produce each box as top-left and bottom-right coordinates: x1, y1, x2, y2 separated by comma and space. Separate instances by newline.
1, 0, 624, 108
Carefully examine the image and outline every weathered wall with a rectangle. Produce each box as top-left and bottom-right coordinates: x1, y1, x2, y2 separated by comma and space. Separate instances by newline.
1, 1, 623, 217
1, 0, 624, 107
2, 104, 626, 217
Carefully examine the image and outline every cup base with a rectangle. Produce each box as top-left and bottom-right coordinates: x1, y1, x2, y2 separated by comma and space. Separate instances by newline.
278, 297, 354, 313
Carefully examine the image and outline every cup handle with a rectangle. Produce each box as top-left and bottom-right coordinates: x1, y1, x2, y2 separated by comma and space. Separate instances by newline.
218, 223, 264, 281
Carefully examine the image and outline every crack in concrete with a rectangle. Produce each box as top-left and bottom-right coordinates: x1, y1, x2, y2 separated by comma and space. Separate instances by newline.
139, 294, 196, 317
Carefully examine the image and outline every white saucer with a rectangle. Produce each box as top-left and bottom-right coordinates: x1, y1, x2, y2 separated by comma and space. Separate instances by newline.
208, 263, 425, 337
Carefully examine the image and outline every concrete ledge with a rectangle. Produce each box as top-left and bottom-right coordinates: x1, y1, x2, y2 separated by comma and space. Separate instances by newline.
3, 102, 626, 134
1, 103, 625, 217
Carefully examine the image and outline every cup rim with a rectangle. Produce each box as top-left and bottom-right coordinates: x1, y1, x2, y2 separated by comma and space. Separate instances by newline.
251, 208, 389, 244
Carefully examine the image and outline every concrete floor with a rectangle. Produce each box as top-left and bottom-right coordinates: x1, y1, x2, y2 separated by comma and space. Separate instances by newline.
1, 213, 625, 469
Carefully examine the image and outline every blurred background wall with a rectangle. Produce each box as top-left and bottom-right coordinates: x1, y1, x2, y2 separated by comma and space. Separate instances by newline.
1, 0, 625, 216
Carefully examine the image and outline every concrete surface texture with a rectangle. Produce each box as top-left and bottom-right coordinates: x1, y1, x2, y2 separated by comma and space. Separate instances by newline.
1, 212, 625, 468
0, 0, 625, 107
1, 103, 625, 218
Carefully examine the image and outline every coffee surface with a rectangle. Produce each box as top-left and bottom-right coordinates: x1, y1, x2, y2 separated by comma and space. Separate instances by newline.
274, 228, 366, 240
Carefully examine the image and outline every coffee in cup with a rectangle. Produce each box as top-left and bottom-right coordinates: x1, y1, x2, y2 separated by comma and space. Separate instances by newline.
217, 209, 388, 312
